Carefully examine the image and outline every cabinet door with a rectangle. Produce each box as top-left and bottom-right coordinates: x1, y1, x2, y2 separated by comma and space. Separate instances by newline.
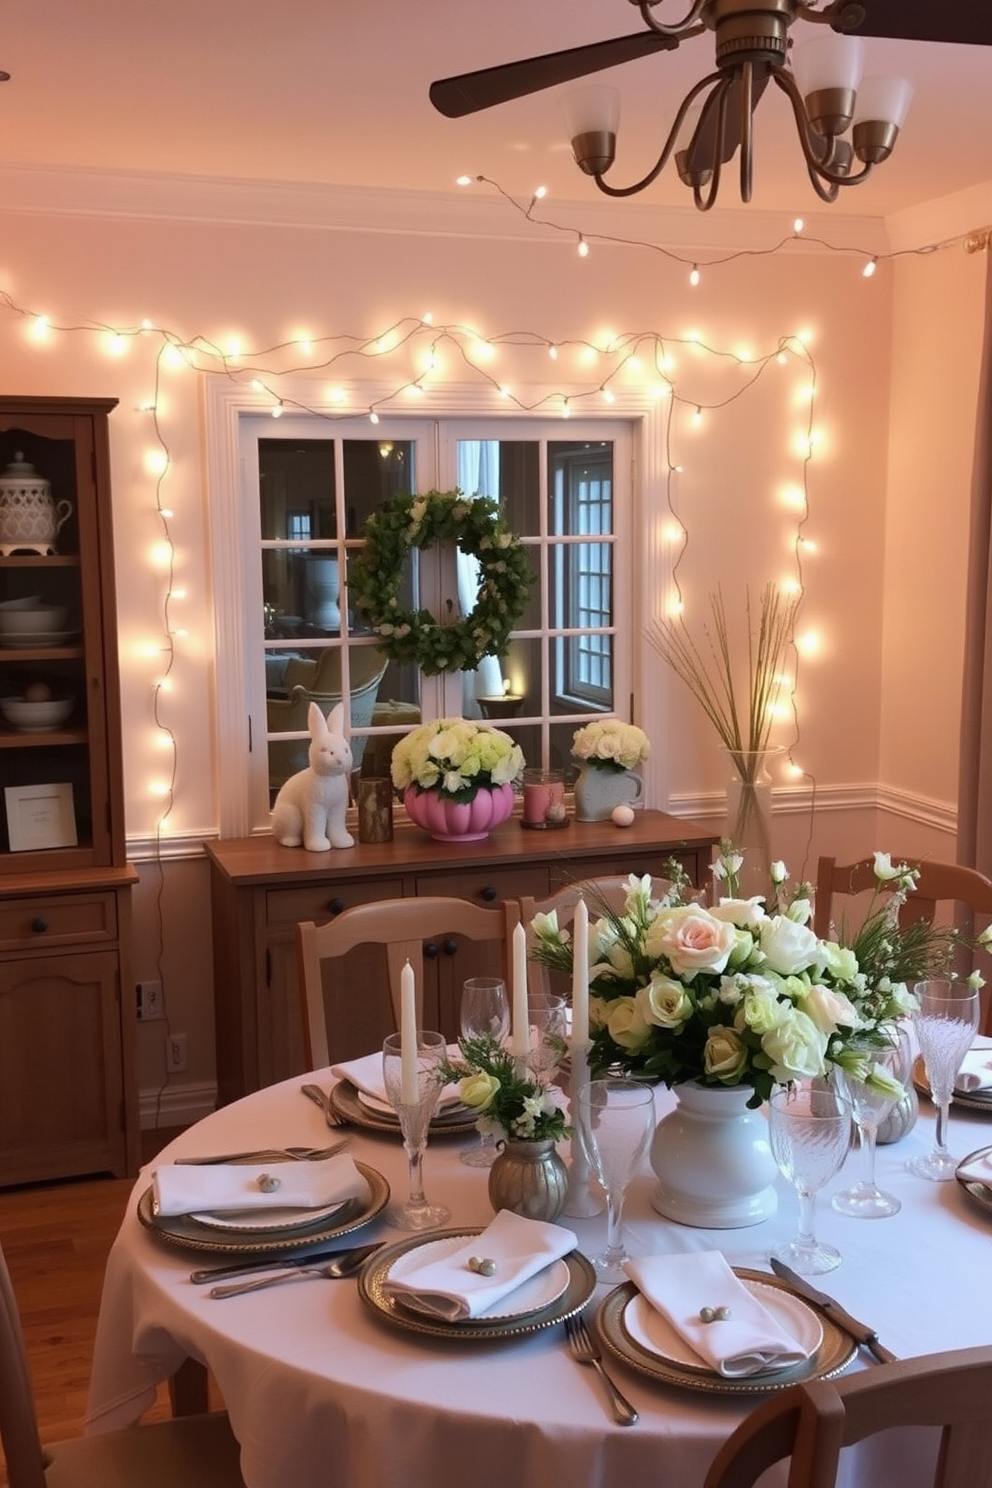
0, 949, 126, 1182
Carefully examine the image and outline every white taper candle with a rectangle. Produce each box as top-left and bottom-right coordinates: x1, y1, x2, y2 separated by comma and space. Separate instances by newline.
571, 896, 589, 1047
510, 922, 530, 1060
400, 959, 418, 1104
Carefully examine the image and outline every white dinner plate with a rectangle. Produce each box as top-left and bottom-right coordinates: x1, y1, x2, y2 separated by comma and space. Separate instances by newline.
188, 1195, 356, 1234
356, 1088, 469, 1121
623, 1278, 823, 1373
385, 1233, 571, 1321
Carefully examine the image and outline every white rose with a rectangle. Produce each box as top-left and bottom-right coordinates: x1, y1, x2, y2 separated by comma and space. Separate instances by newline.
605, 996, 651, 1052
802, 983, 864, 1036
760, 1008, 827, 1083
636, 975, 693, 1029
819, 942, 859, 982
759, 915, 820, 975
710, 896, 766, 930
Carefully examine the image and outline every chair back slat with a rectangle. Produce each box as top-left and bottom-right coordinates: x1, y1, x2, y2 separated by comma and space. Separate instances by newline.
297, 896, 519, 1069
0, 1239, 51, 1488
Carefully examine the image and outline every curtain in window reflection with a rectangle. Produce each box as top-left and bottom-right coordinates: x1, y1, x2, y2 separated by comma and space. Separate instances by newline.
457, 441, 505, 702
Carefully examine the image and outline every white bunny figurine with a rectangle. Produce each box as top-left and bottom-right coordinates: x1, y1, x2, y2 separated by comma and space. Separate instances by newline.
270, 701, 355, 851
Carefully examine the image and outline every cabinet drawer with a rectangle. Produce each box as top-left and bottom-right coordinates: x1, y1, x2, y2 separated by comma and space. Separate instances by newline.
0, 893, 118, 950
266, 878, 405, 927
420, 866, 549, 906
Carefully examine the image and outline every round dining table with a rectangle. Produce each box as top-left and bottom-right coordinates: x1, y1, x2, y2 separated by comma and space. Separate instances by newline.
85, 1064, 992, 1488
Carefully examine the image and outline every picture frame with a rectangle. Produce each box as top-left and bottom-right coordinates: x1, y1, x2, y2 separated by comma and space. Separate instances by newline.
4, 782, 77, 852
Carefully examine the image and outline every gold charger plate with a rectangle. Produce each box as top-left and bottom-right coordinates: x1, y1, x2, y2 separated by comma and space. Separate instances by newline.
136, 1160, 389, 1255
913, 1056, 992, 1115
329, 1080, 478, 1136
954, 1144, 992, 1215
595, 1268, 858, 1396
358, 1227, 596, 1341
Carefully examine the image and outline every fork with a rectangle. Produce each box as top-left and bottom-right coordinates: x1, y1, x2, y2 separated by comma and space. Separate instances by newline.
300, 1083, 346, 1127
564, 1312, 639, 1426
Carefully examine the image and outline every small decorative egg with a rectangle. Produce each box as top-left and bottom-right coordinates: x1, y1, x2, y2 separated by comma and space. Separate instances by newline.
24, 682, 52, 702
611, 804, 635, 827
546, 802, 567, 823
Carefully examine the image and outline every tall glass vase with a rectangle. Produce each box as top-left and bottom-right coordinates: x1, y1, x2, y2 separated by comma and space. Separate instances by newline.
722, 747, 780, 898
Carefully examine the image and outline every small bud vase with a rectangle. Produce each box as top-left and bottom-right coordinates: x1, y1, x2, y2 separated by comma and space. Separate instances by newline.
487, 1138, 568, 1222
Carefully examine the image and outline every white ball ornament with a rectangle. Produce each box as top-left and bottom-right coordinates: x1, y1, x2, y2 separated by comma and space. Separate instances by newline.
611, 804, 635, 827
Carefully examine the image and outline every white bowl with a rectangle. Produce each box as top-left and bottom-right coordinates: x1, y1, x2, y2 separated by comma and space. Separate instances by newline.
0, 695, 74, 731
0, 595, 42, 610
0, 605, 67, 635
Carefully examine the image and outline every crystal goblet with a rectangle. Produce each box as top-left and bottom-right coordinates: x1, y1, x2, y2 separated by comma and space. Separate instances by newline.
576, 1079, 655, 1283
381, 1029, 450, 1231
832, 1038, 906, 1218
907, 979, 980, 1182
458, 977, 509, 1169
769, 1083, 852, 1275
525, 991, 567, 1086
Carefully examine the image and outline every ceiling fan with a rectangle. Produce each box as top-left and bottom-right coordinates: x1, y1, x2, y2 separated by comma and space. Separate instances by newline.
430, 1, 992, 209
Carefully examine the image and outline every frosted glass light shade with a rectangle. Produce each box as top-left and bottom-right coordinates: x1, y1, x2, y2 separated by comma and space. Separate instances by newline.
791, 33, 864, 95
562, 85, 621, 142
854, 75, 914, 127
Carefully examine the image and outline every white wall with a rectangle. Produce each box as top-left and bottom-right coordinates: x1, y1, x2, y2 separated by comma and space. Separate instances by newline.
0, 190, 977, 1119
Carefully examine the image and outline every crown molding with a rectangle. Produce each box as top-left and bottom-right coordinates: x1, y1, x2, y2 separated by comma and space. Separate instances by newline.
885, 179, 992, 256
0, 159, 892, 254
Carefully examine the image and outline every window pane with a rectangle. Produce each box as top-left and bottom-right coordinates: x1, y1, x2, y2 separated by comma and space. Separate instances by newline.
259, 439, 336, 540
343, 439, 413, 536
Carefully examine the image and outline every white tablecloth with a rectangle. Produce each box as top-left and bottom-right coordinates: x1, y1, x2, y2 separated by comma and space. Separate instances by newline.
85, 1074, 992, 1488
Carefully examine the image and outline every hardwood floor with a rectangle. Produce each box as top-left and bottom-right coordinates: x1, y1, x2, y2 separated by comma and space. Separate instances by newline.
0, 1130, 199, 1484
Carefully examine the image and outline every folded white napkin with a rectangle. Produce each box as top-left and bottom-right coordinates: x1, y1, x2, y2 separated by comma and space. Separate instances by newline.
330, 1050, 462, 1108
381, 1209, 577, 1321
955, 1048, 992, 1093
153, 1151, 368, 1218
955, 1150, 992, 1184
623, 1251, 808, 1378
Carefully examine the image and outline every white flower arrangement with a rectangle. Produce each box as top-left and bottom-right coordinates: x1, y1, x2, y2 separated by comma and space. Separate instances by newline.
531, 850, 925, 1108
571, 718, 650, 774
390, 717, 524, 803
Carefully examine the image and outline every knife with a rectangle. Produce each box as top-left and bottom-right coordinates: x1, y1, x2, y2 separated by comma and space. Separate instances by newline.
189, 1241, 384, 1285
768, 1258, 898, 1363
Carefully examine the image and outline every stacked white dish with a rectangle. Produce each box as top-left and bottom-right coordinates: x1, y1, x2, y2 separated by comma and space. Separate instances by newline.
0, 694, 74, 731
0, 600, 72, 648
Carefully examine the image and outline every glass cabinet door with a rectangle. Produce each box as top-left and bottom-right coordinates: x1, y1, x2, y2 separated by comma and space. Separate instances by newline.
0, 405, 119, 871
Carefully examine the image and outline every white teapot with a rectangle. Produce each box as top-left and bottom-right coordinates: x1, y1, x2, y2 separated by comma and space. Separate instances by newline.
0, 453, 73, 555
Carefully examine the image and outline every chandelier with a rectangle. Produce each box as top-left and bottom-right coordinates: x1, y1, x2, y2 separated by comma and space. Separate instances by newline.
562, 1, 913, 210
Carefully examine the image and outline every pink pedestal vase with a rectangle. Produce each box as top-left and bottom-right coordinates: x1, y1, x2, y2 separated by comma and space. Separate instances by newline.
404, 783, 515, 843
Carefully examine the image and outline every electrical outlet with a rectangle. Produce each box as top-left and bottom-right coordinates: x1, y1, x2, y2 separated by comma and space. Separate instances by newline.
136, 980, 164, 1021
167, 1033, 187, 1072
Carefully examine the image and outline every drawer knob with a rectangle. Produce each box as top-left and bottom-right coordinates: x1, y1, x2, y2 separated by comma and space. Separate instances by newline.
442, 939, 458, 957
327, 898, 346, 915
479, 885, 498, 902
31, 917, 49, 934
424, 941, 439, 959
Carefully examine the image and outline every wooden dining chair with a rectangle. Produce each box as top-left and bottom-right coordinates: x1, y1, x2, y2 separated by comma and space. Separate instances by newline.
0, 1237, 245, 1488
703, 1345, 992, 1488
519, 875, 672, 998
296, 895, 520, 1068
813, 855, 992, 1029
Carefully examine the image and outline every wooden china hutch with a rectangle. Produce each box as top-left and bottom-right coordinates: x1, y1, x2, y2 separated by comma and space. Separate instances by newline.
0, 398, 138, 1185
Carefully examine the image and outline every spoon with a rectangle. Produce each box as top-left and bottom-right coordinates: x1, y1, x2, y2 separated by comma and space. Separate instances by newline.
300, 1083, 345, 1128
209, 1242, 381, 1297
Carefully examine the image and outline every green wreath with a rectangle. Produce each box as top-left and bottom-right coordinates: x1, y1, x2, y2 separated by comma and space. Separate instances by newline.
348, 489, 533, 676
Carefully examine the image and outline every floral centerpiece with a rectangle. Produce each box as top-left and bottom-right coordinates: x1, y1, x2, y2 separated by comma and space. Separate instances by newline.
439, 1034, 570, 1144
571, 718, 650, 773
529, 846, 953, 1109
391, 717, 524, 842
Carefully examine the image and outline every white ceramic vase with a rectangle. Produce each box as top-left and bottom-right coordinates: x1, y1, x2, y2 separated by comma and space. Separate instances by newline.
572, 763, 644, 822
649, 1080, 778, 1228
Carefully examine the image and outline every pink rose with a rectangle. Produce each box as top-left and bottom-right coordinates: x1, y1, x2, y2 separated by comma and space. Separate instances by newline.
645, 905, 737, 978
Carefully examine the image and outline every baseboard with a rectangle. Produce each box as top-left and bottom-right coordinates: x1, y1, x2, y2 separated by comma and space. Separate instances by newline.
138, 1079, 218, 1130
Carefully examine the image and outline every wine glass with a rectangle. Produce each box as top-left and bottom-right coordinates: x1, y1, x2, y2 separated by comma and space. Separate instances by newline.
832, 1038, 906, 1218
459, 977, 509, 1169
907, 979, 981, 1182
381, 1030, 451, 1230
526, 991, 568, 1086
768, 1083, 853, 1275
575, 1079, 655, 1283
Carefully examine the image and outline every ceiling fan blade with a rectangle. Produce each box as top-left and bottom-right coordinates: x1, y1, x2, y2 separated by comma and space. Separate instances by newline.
429, 31, 679, 119
830, 0, 992, 46
685, 69, 771, 170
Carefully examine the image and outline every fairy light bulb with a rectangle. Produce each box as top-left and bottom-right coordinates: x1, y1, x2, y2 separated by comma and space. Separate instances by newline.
691, 406, 703, 428
369, 411, 380, 425
601, 387, 615, 404
577, 236, 589, 258
863, 257, 878, 278
689, 265, 700, 287
561, 398, 571, 419
456, 175, 473, 186
548, 344, 558, 360
793, 218, 804, 234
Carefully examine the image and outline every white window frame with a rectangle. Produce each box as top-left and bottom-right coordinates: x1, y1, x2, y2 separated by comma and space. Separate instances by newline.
205, 380, 669, 837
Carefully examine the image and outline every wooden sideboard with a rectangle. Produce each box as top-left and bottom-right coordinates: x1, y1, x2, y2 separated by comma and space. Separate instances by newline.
206, 809, 718, 1105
